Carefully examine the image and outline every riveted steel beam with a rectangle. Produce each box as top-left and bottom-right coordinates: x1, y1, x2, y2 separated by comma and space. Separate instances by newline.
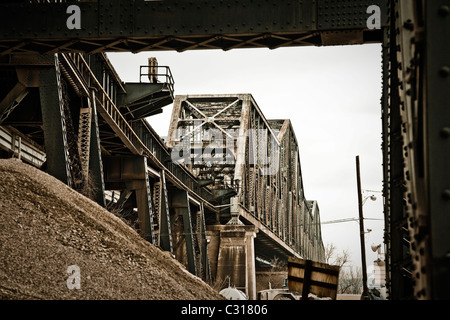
159, 170, 173, 253
425, 0, 450, 299
88, 88, 106, 207
0, 0, 387, 54
39, 54, 72, 187
170, 189, 197, 276
198, 202, 211, 283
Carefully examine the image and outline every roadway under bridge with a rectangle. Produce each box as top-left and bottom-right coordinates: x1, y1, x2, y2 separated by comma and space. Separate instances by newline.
0, 0, 449, 300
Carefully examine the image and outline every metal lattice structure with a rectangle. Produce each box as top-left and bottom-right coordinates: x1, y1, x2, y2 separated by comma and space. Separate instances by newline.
77, 107, 92, 182
167, 94, 325, 263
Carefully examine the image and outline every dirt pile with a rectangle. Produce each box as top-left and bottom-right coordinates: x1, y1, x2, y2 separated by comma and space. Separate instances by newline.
0, 158, 223, 300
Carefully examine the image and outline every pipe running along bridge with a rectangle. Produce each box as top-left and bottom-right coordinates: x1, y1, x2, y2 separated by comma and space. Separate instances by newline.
0, 0, 449, 300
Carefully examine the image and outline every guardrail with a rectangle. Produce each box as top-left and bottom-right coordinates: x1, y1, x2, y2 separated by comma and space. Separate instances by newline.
139, 65, 175, 99
63, 53, 214, 207
0, 126, 46, 167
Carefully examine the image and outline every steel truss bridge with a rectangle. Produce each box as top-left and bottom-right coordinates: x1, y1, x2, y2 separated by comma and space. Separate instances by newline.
0, 0, 449, 300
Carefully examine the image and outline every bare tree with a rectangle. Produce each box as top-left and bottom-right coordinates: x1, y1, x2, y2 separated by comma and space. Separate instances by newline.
324, 243, 336, 265
325, 242, 362, 294
325, 242, 350, 268
266, 257, 287, 289
334, 249, 350, 268
339, 266, 363, 294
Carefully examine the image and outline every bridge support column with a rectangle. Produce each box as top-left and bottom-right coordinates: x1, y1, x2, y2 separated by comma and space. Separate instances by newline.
198, 203, 212, 283
169, 189, 197, 276
207, 224, 257, 300
103, 156, 155, 243
39, 55, 72, 186
133, 171, 155, 243
245, 228, 257, 300
159, 170, 173, 253
87, 88, 106, 207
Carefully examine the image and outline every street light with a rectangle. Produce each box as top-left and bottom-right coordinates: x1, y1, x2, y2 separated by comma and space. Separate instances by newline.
356, 155, 376, 300
371, 244, 385, 267
363, 194, 377, 205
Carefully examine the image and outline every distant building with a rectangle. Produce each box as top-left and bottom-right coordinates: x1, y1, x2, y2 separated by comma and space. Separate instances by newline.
370, 261, 386, 287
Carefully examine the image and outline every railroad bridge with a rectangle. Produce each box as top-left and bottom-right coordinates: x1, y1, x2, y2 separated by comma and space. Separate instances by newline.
0, 51, 325, 299
0, 0, 449, 299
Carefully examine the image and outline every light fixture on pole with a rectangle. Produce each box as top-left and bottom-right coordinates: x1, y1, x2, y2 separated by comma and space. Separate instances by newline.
371, 244, 385, 267
371, 244, 382, 253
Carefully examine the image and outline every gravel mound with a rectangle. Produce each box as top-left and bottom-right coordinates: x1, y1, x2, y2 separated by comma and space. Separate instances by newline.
0, 158, 222, 300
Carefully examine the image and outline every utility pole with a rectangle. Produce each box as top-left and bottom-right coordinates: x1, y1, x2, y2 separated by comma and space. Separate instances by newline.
356, 155, 370, 300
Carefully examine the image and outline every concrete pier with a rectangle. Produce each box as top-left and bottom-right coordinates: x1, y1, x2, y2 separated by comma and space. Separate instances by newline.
207, 224, 257, 300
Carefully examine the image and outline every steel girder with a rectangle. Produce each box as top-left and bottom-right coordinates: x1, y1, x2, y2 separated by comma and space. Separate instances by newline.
39, 54, 73, 187
385, 0, 450, 299
169, 189, 198, 276
167, 94, 325, 263
0, 0, 387, 54
423, 0, 450, 300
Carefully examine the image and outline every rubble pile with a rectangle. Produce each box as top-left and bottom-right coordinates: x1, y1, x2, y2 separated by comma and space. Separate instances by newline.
0, 158, 222, 300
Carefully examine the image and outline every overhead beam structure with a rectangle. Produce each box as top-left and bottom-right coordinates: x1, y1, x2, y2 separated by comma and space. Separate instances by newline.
0, 0, 387, 54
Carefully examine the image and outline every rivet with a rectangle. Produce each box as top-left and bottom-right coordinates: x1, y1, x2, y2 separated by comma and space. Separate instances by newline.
443, 190, 450, 201
439, 66, 450, 78
403, 19, 414, 31
441, 127, 450, 138
439, 5, 450, 17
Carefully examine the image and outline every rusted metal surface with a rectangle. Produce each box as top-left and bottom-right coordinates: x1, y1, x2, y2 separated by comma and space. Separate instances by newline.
0, 0, 387, 54
168, 94, 326, 262
384, 0, 450, 299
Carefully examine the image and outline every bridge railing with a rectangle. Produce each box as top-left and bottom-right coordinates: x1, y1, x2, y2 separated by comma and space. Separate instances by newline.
167, 94, 325, 261
62, 52, 215, 206
139, 65, 175, 99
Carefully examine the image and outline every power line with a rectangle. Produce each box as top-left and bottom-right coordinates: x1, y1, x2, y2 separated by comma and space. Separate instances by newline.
321, 217, 383, 225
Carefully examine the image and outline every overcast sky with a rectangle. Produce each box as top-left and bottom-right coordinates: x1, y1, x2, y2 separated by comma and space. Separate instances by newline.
107, 43, 385, 274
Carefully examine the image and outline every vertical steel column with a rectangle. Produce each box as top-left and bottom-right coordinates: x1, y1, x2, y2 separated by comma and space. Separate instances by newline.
170, 189, 197, 276
381, 26, 392, 298
88, 88, 106, 207
386, 2, 414, 299
426, 0, 450, 299
296, 199, 302, 254
134, 158, 155, 244
159, 170, 173, 253
39, 54, 72, 187
199, 202, 211, 283
288, 191, 293, 245
234, 96, 251, 216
